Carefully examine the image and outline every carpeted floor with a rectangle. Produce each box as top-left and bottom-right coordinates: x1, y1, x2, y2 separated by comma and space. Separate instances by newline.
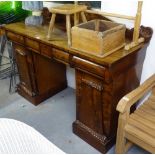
0, 78, 149, 154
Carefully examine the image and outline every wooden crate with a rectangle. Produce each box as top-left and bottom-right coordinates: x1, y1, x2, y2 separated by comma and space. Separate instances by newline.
71, 20, 126, 57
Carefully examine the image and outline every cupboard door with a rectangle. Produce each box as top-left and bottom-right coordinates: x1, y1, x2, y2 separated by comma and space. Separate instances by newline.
76, 69, 104, 134
32, 52, 67, 95
14, 44, 37, 96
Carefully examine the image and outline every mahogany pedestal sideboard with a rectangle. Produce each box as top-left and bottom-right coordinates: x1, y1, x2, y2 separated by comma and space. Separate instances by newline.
3, 22, 150, 153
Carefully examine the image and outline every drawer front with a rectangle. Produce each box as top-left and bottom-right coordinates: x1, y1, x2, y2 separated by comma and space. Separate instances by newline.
72, 56, 105, 78
40, 44, 53, 58
7, 31, 24, 44
52, 48, 69, 64
25, 38, 40, 53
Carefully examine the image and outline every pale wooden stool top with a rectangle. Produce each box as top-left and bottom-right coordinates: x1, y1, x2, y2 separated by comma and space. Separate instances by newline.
50, 4, 87, 15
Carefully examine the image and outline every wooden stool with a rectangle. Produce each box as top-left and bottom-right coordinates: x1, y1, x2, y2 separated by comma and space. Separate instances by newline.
47, 4, 87, 47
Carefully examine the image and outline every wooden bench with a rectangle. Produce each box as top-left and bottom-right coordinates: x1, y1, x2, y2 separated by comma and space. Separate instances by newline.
116, 74, 155, 153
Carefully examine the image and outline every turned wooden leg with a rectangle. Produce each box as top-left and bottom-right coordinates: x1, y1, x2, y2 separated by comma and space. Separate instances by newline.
47, 13, 56, 40
81, 11, 87, 23
133, 1, 143, 44
95, 20, 100, 31
74, 13, 79, 26
66, 14, 71, 47
115, 113, 128, 154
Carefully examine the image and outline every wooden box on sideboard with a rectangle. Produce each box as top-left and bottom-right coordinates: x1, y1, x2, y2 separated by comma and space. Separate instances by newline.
71, 19, 126, 57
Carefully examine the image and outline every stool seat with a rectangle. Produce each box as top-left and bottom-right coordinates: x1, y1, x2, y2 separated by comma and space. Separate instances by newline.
50, 4, 87, 15
47, 4, 87, 47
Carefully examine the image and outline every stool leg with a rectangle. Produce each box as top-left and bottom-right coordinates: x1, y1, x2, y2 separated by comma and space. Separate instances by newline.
47, 13, 56, 40
74, 13, 79, 26
66, 15, 71, 47
95, 20, 100, 31
81, 12, 87, 23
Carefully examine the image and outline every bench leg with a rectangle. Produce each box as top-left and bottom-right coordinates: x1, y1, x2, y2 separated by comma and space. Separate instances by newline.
47, 13, 56, 40
115, 114, 127, 154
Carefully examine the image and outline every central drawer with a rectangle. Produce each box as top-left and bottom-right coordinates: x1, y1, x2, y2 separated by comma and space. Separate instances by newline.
40, 43, 69, 64
40, 44, 53, 58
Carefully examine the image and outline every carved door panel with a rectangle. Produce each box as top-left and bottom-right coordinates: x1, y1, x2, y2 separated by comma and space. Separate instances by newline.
76, 69, 104, 134
14, 44, 37, 96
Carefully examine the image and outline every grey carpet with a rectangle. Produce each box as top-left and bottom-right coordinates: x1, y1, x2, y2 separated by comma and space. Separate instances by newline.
0, 78, 149, 154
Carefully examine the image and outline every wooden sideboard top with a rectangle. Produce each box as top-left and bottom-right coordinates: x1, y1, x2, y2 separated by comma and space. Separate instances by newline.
3, 22, 144, 67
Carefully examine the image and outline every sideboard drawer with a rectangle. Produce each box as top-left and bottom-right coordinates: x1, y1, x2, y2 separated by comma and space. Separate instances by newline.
52, 48, 69, 64
72, 56, 105, 78
40, 44, 53, 58
25, 38, 40, 53
7, 31, 24, 44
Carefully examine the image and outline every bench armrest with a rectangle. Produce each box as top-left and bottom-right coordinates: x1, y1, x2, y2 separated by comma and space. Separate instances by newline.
116, 74, 155, 114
